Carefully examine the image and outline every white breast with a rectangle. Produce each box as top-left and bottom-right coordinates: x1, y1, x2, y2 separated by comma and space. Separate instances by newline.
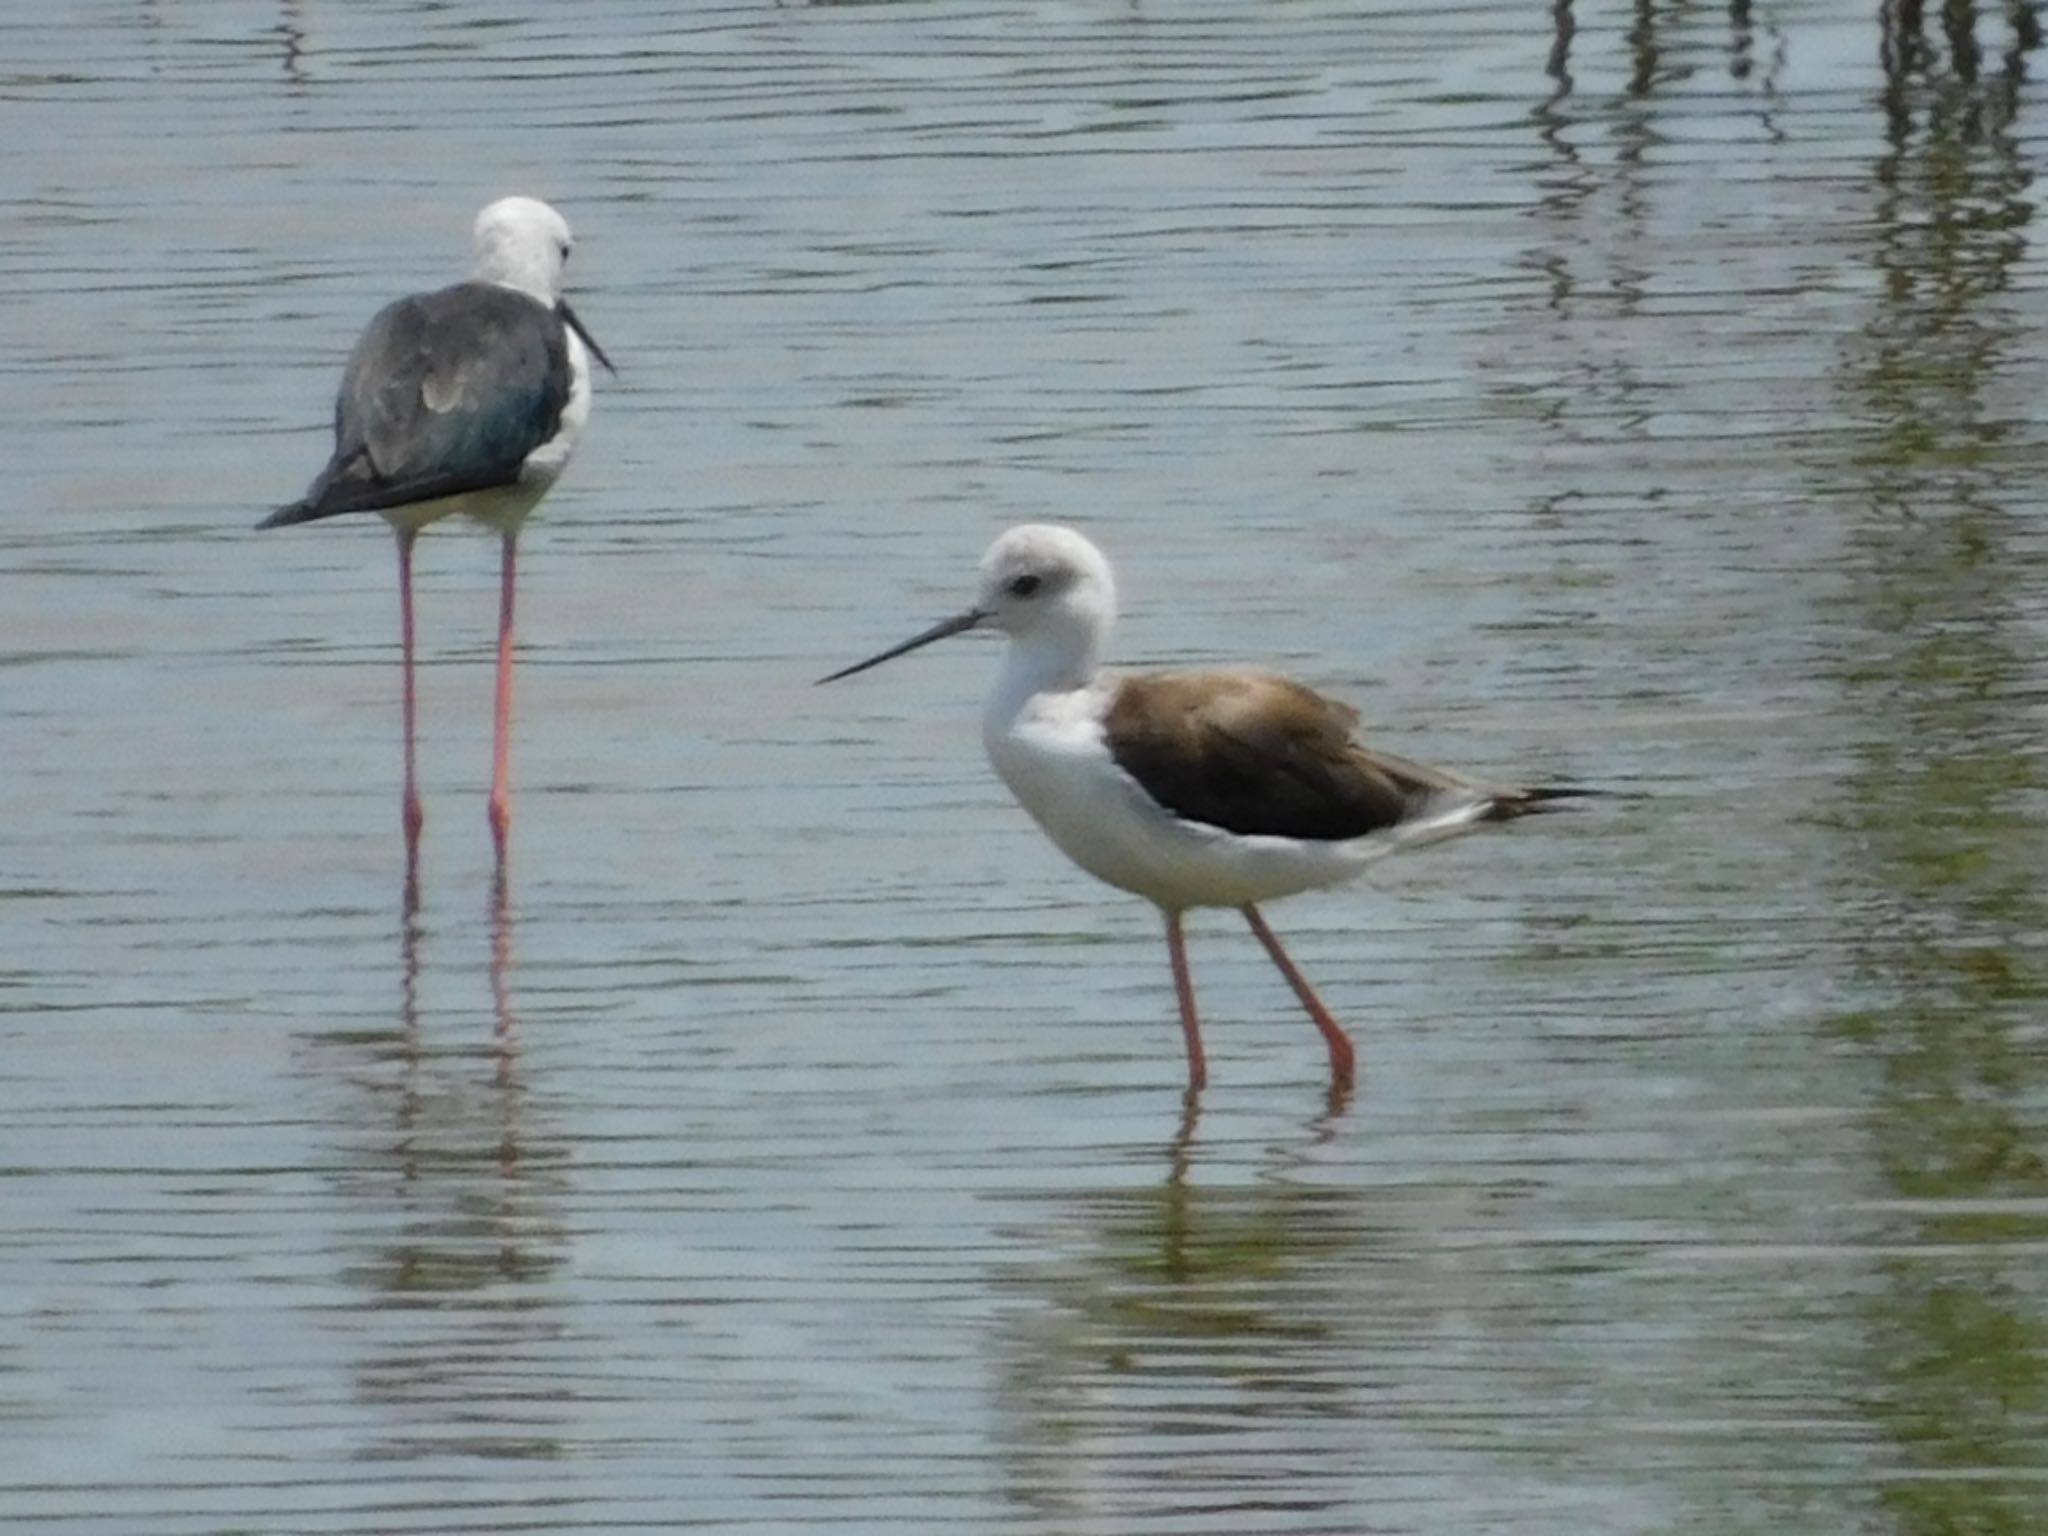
521, 325, 592, 483
445, 326, 589, 536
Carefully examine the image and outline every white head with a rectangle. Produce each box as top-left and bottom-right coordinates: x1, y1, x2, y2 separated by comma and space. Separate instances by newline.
820, 523, 1118, 690
471, 195, 574, 302
974, 523, 1118, 663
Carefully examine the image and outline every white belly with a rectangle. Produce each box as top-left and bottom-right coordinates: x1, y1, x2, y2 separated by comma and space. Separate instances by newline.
380, 478, 551, 537
517, 328, 592, 487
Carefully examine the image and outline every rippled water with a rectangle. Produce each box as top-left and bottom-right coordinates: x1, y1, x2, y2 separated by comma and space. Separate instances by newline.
5, 2, 2048, 1531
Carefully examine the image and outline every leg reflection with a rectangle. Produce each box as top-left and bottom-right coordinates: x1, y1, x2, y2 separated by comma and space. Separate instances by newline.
1166, 1089, 1201, 1190
489, 867, 521, 1177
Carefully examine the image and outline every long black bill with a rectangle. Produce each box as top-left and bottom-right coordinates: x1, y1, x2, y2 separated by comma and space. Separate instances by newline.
558, 299, 617, 377
817, 608, 987, 684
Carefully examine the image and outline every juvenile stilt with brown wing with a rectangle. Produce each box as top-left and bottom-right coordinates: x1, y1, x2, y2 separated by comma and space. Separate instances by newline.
822, 524, 1591, 1091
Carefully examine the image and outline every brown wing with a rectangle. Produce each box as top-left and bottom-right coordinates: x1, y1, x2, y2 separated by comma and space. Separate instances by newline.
1104, 669, 1476, 841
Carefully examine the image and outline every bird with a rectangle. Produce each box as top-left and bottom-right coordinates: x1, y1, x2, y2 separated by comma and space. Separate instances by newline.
258, 195, 616, 888
821, 524, 1588, 1093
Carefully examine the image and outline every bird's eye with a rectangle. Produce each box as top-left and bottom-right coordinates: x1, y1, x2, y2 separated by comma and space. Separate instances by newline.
1007, 574, 1042, 598
558, 240, 572, 262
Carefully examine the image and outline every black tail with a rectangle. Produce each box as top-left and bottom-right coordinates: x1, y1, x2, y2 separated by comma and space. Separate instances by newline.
256, 498, 334, 530
257, 449, 509, 530
257, 447, 384, 529
1487, 784, 1609, 820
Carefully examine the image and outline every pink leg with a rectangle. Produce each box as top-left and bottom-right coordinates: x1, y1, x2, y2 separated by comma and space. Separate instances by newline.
1242, 904, 1356, 1085
1164, 909, 1208, 1093
488, 531, 517, 866
396, 529, 423, 898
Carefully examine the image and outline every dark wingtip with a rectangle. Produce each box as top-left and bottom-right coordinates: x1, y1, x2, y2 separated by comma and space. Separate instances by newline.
256, 501, 316, 530
1490, 784, 1616, 819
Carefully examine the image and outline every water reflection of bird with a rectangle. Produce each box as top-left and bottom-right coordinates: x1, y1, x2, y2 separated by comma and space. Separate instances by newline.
258, 196, 615, 895
824, 524, 1589, 1093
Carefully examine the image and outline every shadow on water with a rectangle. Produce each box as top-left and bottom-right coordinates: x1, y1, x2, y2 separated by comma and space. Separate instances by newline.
1830, 10, 2048, 1529
330, 879, 574, 1467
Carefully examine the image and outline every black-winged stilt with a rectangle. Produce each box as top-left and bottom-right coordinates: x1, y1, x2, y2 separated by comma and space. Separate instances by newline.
823, 524, 1589, 1093
261, 195, 615, 888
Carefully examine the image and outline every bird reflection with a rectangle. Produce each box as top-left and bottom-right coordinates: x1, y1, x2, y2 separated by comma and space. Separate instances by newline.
397, 896, 424, 1082
1154, 1081, 1354, 1338
1318, 1075, 1354, 1128
489, 866, 522, 1178
1165, 1078, 1352, 1191
1164, 1092, 1200, 1190
992, 1101, 1369, 1525
1836, 8, 2048, 1524
1545, 0, 1574, 104
275, 0, 306, 87
381, 874, 536, 1253
334, 876, 567, 1463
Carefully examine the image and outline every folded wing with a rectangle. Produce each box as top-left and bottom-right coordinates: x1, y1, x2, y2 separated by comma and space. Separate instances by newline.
1105, 669, 1544, 841
264, 281, 570, 526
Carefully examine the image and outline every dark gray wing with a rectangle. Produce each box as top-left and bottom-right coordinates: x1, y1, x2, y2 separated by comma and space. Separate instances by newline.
1106, 669, 1555, 842
262, 281, 569, 527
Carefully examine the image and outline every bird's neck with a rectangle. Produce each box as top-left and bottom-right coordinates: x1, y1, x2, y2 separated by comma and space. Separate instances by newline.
985, 632, 1100, 732
479, 267, 556, 306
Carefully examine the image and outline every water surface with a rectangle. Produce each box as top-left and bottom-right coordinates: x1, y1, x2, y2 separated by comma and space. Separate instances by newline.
4, 2, 2047, 1532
